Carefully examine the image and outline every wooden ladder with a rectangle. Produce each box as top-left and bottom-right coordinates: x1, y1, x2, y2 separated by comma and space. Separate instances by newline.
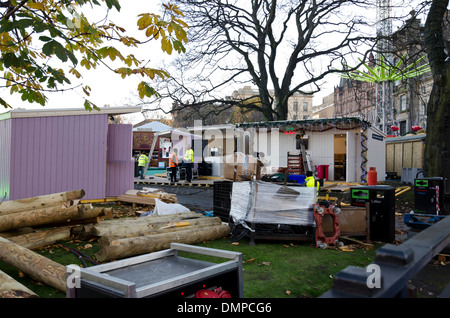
300, 144, 310, 172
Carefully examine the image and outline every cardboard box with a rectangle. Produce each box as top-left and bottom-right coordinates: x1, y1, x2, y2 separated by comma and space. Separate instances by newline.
223, 153, 260, 180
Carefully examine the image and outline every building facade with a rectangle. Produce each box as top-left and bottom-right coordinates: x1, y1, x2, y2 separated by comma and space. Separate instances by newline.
312, 93, 335, 119
231, 86, 314, 121
325, 12, 432, 135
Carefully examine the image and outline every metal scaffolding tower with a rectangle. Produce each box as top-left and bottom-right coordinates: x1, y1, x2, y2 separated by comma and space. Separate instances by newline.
375, 0, 394, 134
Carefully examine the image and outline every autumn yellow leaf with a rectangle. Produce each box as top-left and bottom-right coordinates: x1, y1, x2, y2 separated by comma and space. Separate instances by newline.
69, 67, 82, 79
0, 1, 187, 110
26, 3, 45, 11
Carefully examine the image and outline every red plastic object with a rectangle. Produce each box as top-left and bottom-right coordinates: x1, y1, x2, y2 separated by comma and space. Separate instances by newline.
315, 165, 329, 180
195, 287, 231, 298
215, 287, 231, 298
195, 289, 219, 298
368, 167, 377, 185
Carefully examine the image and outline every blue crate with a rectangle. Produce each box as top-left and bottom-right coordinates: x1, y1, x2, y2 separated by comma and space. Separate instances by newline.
288, 174, 306, 184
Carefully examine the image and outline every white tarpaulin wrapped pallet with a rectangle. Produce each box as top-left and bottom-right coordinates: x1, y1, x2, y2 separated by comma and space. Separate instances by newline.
229, 181, 316, 231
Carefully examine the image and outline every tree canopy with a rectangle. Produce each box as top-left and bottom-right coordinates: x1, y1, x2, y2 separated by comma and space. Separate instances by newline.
423, 0, 450, 189
148, 0, 378, 121
0, 0, 188, 110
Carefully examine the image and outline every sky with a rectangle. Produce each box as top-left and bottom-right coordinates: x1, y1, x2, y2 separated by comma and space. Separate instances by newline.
0, 0, 430, 124
0, 1, 171, 124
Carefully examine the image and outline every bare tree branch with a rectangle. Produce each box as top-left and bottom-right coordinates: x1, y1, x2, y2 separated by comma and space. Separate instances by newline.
146, 0, 383, 122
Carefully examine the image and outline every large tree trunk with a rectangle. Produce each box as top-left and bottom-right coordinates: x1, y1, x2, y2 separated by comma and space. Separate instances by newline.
7, 227, 71, 250
98, 220, 223, 247
0, 270, 39, 298
0, 237, 66, 292
423, 0, 450, 206
0, 190, 85, 216
91, 212, 215, 235
95, 223, 231, 262
0, 204, 106, 232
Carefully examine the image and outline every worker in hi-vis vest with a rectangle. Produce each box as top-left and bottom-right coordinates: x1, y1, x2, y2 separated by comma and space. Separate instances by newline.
169, 149, 179, 183
138, 152, 149, 179
305, 170, 319, 201
183, 145, 194, 182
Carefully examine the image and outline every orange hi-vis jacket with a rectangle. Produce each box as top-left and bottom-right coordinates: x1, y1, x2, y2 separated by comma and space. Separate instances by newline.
169, 152, 178, 168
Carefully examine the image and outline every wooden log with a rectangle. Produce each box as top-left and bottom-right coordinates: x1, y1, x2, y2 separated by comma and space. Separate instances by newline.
117, 194, 157, 205
37, 217, 100, 229
98, 217, 223, 245
92, 215, 221, 238
95, 223, 231, 262
125, 189, 178, 203
33, 206, 110, 229
73, 224, 96, 240
0, 190, 85, 216
8, 227, 72, 250
0, 270, 39, 298
90, 212, 201, 236
91, 216, 201, 237
0, 204, 106, 232
0, 205, 77, 232
0, 227, 34, 238
97, 212, 199, 225
0, 236, 66, 292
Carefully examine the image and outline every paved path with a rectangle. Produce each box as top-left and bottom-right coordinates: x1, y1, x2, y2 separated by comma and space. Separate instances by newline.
134, 181, 214, 212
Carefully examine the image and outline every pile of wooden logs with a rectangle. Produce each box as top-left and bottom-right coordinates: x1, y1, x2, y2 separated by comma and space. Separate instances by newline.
0, 190, 112, 296
0, 190, 113, 246
91, 212, 230, 262
0, 189, 231, 297
117, 188, 178, 206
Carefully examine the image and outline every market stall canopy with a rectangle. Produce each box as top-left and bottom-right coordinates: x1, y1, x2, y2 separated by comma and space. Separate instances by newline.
158, 128, 202, 139
133, 121, 172, 132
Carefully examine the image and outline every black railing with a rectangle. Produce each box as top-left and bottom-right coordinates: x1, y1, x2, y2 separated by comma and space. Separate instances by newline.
321, 215, 450, 298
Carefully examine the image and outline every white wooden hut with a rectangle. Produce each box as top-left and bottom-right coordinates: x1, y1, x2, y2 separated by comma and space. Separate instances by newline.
236, 117, 386, 183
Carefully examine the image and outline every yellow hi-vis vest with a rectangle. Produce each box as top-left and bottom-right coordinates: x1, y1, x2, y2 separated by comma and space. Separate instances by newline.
138, 154, 148, 167
183, 149, 194, 162
305, 176, 319, 200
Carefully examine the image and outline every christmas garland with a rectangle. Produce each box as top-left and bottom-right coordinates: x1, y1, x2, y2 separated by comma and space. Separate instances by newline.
236, 117, 372, 132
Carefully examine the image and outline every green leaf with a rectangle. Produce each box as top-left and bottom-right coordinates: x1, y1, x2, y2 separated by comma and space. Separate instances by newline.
65, 49, 78, 66
39, 36, 53, 42
42, 41, 55, 56
0, 98, 12, 109
15, 18, 34, 30
137, 81, 160, 99
53, 42, 68, 62
84, 100, 93, 111
84, 99, 100, 111
105, 0, 121, 11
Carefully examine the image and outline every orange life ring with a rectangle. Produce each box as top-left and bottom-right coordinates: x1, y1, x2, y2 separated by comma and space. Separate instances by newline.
313, 204, 341, 249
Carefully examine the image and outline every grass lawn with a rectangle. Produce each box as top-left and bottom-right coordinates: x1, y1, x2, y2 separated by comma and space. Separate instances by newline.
0, 234, 377, 298
192, 237, 377, 298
